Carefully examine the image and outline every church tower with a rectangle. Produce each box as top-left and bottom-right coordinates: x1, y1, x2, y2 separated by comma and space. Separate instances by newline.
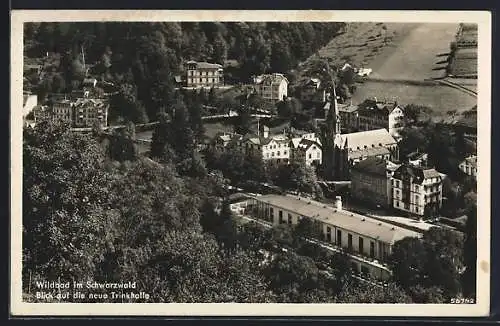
322, 84, 342, 180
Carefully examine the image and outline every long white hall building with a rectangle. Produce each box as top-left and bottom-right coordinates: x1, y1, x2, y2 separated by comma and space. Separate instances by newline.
237, 194, 421, 280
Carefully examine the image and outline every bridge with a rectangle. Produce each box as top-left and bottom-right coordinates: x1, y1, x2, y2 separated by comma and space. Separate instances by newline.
70, 112, 274, 133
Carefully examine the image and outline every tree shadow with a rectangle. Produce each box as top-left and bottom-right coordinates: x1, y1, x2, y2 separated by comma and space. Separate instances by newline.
432, 67, 446, 71
435, 60, 448, 65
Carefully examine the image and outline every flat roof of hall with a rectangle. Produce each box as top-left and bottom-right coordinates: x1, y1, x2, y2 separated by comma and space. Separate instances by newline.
254, 194, 422, 244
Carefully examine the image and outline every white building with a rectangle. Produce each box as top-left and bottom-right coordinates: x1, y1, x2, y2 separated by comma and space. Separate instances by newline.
243, 194, 421, 280
184, 61, 224, 88
299, 78, 326, 103
234, 127, 322, 165
253, 73, 288, 102
261, 134, 291, 163
290, 138, 322, 166
334, 128, 399, 164
391, 164, 444, 219
407, 152, 429, 168
212, 132, 242, 152
459, 155, 477, 179
23, 93, 38, 118
358, 100, 405, 138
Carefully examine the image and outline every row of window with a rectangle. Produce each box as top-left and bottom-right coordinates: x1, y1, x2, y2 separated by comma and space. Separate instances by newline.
394, 201, 411, 211
325, 227, 377, 258
278, 210, 294, 225
266, 151, 288, 158
188, 70, 218, 76
424, 185, 440, 193
308, 152, 321, 159
271, 207, 389, 261
264, 143, 288, 150
188, 78, 219, 84
462, 166, 477, 175
394, 200, 423, 213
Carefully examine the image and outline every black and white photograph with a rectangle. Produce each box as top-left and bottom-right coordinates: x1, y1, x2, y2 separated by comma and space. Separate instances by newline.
10, 10, 491, 316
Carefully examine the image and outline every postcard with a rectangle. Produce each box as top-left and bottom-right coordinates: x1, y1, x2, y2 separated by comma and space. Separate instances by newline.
10, 10, 491, 317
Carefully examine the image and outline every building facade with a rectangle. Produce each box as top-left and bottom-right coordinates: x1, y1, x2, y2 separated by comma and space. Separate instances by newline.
290, 138, 322, 166
459, 155, 477, 179
350, 157, 400, 208
212, 132, 242, 152
229, 128, 322, 166
50, 98, 109, 128
52, 100, 74, 125
72, 98, 109, 128
391, 164, 444, 219
300, 78, 326, 103
261, 135, 291, 163
32, 105, 51, 124
185, 61, 224, 88
243, 194, 421, 280
407, 152, 429, 168
358, 100, 405, 138
23, 93, 38, 118
338, 103, 359, 133
253, 73, 289, 102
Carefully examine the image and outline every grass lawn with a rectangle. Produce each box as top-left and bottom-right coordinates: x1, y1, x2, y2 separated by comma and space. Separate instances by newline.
300, 22, 421, 78
352, 81, 477, 120
367, 23, 459, 80
308, 22, 476, 120
203, 121, 235, 139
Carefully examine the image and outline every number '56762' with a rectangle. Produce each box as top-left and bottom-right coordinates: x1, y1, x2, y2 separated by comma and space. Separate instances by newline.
451, 298, 475, 304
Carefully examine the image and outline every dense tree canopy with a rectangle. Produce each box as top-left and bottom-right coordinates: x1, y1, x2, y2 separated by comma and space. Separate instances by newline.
25, 22, 346, 121
389, 227, 465, 302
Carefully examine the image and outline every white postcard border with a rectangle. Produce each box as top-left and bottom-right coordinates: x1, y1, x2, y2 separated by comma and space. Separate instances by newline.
10, 10, 492, 317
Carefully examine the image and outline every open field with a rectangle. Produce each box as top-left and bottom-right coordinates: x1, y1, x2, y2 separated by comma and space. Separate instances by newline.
351, 81, 477, 120
202, 121, 235, 139
367, 23, 459, 80
310, 22, 421, 70
332, 23, 477, 120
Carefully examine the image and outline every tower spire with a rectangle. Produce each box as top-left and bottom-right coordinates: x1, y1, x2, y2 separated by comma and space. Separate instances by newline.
257, 117, 260, 137
81, 45, 86, 76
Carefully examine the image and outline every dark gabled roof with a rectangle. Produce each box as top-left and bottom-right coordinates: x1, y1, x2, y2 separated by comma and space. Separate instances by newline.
224, 59, 240, 68
349, 146, 391, 160
185, 61, 223, 69
296, 138, 321, 151
358, 100, 403, 117
254, 73, 288, 86
461, 155, 477, 168
301, 78, 321, 88
338, 103, 359, 113
336, 128, 397, 151
73, 98, 107, 108
406, 151, 427, 161
351, 156, 387, 176
422, 169, 442, 179
393, 164, 442, 184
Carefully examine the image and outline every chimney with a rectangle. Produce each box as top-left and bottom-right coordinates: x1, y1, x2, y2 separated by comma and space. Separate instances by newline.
335, 196, 342, 210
